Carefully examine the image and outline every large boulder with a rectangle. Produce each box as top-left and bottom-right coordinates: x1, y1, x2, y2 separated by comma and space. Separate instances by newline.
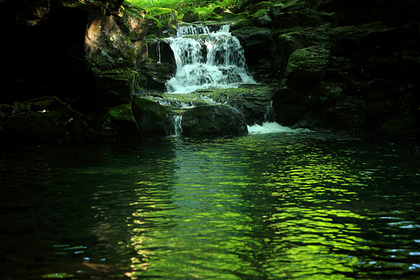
285, 45, 331, 83
132, 97, 171, 136
276, 27, 331, 68
100, 103, 140, 140
182, 9, 201, 23
181, 105, 248, 136
85, 9, 138, 106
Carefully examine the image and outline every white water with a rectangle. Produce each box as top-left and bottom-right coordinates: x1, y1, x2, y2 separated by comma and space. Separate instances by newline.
171, 114, 183, 137
247, 122, 311, 135
166, 25, 257, 93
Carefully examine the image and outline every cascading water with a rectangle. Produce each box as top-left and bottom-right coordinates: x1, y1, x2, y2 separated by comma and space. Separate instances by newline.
171, 114, 183, 137
166, 25, 257, 93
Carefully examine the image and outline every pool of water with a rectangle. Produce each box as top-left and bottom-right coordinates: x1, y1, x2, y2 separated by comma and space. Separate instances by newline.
1, 131, 420, 279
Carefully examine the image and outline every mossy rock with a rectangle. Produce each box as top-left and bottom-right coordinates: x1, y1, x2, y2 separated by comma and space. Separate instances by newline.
109, 104, 136, 122
105, 104, 140, 139
286, 45, 330, 83
182, 9, 201, 23
146, 7, 178, 35
181, 105, 248, 136
132, 97, 171, 136
0, 111, 69, 143
250, 1, 275, 14
91, 68, 138, 106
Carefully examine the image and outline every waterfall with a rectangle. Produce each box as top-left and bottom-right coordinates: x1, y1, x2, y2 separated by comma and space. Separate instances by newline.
166, 25, 256, 93
171, 114, 183, 137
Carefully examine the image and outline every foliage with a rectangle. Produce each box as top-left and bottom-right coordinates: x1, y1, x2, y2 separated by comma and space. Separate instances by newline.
124, 0, 242, 19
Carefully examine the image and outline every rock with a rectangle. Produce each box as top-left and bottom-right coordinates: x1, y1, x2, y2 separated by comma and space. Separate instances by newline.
316, 0, 406, 25
146, 8, 178, 36
123, 5, 148, 41
276, 28, 331, 68
250, 2, 274, 14
232, 27, 276, 82
15, 0, 50, 27
272, 80, 362, 130
85, 10, 136, 70
380, 118, 419, 135
85, 8, 138, 106
273, 8, 336, 29
329, 23, 400, 58
182, 9, 201, 23
140, 63, 176, 92
251, 9, 273, 27
141, 39, 176, 91
0, 97, 94, 144
131, 97, 171, 136
92, 69, 138, 106
181, 105, 248, 136
280, 0, 309, 12
153, 85, 275, 125
105, 103, 139, 138
286, 45, 330, 83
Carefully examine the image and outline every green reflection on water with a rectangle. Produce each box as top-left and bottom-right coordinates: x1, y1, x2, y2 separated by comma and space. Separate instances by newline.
127, 135, 380, 279
2, 133, 419, 279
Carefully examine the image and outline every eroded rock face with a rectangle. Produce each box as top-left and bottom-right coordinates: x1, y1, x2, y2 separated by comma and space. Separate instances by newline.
0, 0, 146, 143
268, 0, 420, 133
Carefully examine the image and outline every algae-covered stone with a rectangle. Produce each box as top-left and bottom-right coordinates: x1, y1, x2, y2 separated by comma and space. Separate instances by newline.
105, 103, 139, 138
286, 45, 330, 83
182, 10, 201, 23
250, 2, 274, 15
132, 97, 171, 136
181, 105, 247, 136
92, 68, 138, 106
251, 9, 272, 27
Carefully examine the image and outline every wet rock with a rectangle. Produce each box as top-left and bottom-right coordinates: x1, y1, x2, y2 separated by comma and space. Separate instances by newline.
146, 8, 178, 36
140, 63, 175, 92
232, 27, 276, 82
104, 103, 139, 139
286, 45, 331, 84
249, 1, 274, 15
123, 5, 148, 41
140, 39, 176, 91
92, 69, 138, 106
250, 9, 273, 27
0, 97, 94, 144
182, 9, 201, 23
181, 105, 247, 136
276, 28, 331, 68
153, 85, 274, 125
272, 8, 336, 29
132, 97, 171, 136
85, 7, 138, 106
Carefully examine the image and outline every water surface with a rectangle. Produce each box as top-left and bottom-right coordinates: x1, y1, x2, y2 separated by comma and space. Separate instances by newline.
1, 131, 419, 279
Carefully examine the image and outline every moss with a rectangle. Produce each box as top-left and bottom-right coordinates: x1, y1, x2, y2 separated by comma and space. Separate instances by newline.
109, 104, 135, 122
92, 68, 138, 81
132, 98, 171, 136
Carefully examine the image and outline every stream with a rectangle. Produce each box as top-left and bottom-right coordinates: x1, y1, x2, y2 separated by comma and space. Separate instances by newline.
1, 130, 420, 279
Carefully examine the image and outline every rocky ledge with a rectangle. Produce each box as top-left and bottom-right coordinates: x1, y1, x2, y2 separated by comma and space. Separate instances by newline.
1, 0, 420, 144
